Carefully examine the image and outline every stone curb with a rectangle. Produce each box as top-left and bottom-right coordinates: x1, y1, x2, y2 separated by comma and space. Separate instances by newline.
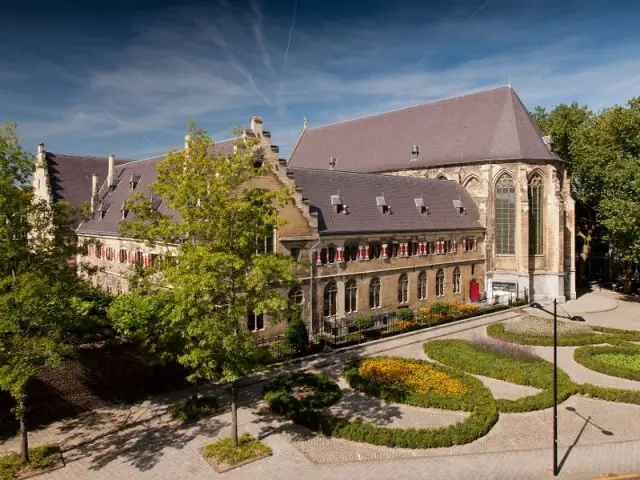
240, 306, 524, 387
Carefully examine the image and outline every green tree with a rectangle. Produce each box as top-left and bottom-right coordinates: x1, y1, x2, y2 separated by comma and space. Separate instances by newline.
532, 103, 594, 282
588, 99, 640, 291
0, 123, 82, 462
110, 123, 298, 445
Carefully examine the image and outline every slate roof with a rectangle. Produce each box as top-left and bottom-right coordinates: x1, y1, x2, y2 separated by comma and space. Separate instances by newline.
288, 168, 484, 235
76, 139, 237, 236
288, 86, 559, 173
46, 153, 130, 208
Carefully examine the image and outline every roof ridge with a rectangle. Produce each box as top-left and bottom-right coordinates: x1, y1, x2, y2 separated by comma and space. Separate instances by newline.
48, 152, 133, 161
305, 85, 508, 131
288, 167, 456, 184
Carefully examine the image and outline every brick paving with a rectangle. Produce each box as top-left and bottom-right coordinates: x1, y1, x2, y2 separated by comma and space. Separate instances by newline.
2, 291, 640, 479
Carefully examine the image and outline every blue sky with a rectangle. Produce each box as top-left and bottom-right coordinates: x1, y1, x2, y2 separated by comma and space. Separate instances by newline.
2, 0, 640, 159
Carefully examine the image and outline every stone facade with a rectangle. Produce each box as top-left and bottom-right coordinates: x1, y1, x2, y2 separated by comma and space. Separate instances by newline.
388, 160, 575, 302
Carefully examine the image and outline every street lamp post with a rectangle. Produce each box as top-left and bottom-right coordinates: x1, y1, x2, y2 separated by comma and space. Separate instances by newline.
530, 299, 585, 477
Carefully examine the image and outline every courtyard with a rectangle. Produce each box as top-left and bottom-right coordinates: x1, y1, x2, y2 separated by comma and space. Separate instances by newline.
2, 289, 640, 480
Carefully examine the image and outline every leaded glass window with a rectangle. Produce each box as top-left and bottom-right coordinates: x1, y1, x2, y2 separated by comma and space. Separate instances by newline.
495, 173, 516, 255
369, 278, 381, 308
453, 267, 461, 294
345, 280, 358, 313
436, 269, 445, 297
398, 274, 408, 304
529, 174, 544, 255
418, 271, 427, 300
323, 282, 337, 317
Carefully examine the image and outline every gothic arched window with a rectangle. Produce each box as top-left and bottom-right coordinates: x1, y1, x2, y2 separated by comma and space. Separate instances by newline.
345, 280, 357, 313
529, 174, 544, 255
398, 273, 408, 304
288, 288, 304, 322
453, 267, 461, 294
418, 271, 427, 300
436, 269, 445, 297
495, 173, 516, 255
323, 282, 337, 317
369, 277, 381, 308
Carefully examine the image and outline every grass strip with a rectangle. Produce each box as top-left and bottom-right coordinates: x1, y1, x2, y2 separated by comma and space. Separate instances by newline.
202, 433, 271, 468
0, 445, 61, 480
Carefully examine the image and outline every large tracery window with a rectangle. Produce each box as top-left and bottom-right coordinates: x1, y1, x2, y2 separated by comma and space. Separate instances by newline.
495, 173, 516, 255
529, 174, 544, 255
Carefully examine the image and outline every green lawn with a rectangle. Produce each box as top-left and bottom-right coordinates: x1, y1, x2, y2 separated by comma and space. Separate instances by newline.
424, 339, 576, 412
202, 433, 271, 469
0, 445, 61, 480
574, 345, 640, 381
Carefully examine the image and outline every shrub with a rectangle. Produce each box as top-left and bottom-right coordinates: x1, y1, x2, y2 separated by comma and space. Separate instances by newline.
284, 317, 309, 354
264, 364, 499, 449
396, 308, 414, 321
429, 301, 452, 315
577, 383, 640, 405
202, 433, 271, 467
168, 395, 221, 422
574, 345, 640, 381
352, 314, 374, 330
0, 445, 60, 480
471, 336, 537, 361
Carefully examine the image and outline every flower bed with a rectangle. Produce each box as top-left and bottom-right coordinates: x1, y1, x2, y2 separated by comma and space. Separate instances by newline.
357, 357, 468, 396
202, 433, 271, 472
574, 345, 640, 381
264, 360, 498, 449
424, 339, 576, 412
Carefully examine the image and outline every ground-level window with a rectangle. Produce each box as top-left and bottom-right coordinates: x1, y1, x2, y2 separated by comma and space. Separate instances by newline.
436, 269, 445, 297
323, 282, 337, 317
247, 312, 264, 331
398, 273, 408, 304
288, 287, 304, 322
369, 277, 381, 308
345, 279, 357, 313
418, 271, 427, 300
453, 267, 461, 294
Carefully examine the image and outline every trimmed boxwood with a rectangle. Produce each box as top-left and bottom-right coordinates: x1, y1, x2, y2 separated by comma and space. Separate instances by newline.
429, 301, 452, 315
577, 383, 640, 405
263, 359, 499, 449
396, 308, 414, 321
486, 322, 640, 347
424, 339, 576, 412
574, 345, 640, 381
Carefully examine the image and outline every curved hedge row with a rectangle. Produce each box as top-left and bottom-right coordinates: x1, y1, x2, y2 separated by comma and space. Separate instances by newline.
574, 345, 640, 381
424, 339, 576, 412
487, 322, 640, 347
263, 359, 498, 449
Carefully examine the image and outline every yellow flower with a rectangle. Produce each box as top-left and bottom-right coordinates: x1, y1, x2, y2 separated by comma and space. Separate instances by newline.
358, 358, 468, 396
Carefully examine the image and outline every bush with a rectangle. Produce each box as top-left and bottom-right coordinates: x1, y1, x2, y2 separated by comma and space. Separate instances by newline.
352, 314, 374, 330
577, 383, 640, 405
574, 345, 640, 381
429, 301, 452, 315
202, 433, 271, 467
396, 308, 414, 321
424, 339, 576, 412
284, 317, 309, 354
168, 395, 221, 423
0, 445, 60, 480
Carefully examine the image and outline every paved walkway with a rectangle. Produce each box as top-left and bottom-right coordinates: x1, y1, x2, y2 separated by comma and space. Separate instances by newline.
2, 293, 640, 479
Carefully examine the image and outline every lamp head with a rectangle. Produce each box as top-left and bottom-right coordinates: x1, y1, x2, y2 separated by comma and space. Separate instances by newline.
530, 302, 543, 309
571, 315, 586, 322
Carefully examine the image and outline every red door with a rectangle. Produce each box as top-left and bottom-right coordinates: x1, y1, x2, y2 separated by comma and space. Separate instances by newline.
469, 280, 480, 302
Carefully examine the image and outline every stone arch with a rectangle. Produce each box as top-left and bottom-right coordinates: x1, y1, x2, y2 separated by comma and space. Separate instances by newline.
463, 174, 483, 197
492, 168, 516, 188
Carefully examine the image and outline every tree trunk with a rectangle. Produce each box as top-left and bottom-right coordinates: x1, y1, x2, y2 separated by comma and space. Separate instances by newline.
624, 262, 633, 294
20, 415, 29, 463
230, 381, 238, 447
191, 382, 199, 407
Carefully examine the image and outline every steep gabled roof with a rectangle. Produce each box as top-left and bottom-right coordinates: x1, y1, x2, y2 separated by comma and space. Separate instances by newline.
76, 139, 237, 236
46, 153, 130, 208
288, 168, 483, 235
288, 86, 558, 173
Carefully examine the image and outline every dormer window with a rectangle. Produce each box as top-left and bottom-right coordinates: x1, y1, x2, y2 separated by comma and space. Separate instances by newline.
414, 197, 428, 214
99, 202, 110, 220
329, 156, 337, 170
129, 173, 141, 190
453, 199, 466, 215
410, 144, 420, 161
330, 194, 348, 214
376, 196, 391, 214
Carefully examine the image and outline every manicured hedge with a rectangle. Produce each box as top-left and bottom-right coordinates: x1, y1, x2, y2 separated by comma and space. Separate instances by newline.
486, 322, 640, 347
424, 339, 576, 412
577, 383, 640, 405
263, 360, 499, 449
574, 345, 640, 381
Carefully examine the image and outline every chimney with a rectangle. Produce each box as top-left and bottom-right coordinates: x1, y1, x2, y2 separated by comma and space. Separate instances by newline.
90, 174, 99, 214
542, 135, 554, 152
107, 154, 115, 189
250, 116, 264, 137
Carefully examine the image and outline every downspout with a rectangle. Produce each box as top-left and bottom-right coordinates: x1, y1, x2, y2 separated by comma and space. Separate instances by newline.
308, 238, 321, 340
